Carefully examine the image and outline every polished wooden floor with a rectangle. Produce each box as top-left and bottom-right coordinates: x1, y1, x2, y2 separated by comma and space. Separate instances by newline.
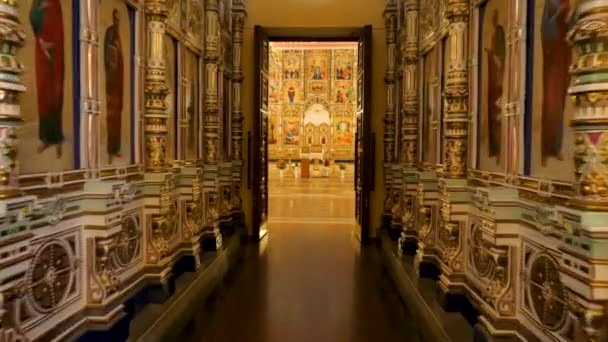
190, 166, 421, 341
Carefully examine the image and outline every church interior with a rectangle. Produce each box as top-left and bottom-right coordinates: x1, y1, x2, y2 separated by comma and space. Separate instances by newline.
0, 0, 607, 341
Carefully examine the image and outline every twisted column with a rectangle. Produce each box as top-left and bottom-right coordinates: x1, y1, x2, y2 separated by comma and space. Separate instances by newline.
144, 0, 169, 171
403, 0, 419, 167
204, 0, 220, 165
568, 1, 608, 207
231, 2, 246, 161
0, 2, 26, 197
442, 0, 469, 177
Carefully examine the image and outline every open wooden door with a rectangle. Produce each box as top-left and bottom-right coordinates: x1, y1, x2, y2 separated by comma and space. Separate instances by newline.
252, 26, 270, 240
355, 25, 373, 243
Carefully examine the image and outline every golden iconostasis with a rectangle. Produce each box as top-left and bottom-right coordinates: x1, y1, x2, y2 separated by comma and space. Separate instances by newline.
268, 42, 358, 162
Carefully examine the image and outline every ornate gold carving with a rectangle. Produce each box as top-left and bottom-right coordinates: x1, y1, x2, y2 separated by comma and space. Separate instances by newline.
185, 176, 204, 236
144, 1, 169, 171
89, 215, 140, 304
419, 0, 439, 39
206, 191, 220, 225
187, 0, 203, 39
574, 132, 608, 200
567, 1, 608, 206
417, 184, 433, 243
93, 239, 120, 302
444, 138, 466, 176
469, 222, 515, 316
0, 1, 26, 197
150, 202, 177, 258
445, 0, 469, 23
145, 0, 169, 20
231, 12, 246, 160
438, 182, 462, 271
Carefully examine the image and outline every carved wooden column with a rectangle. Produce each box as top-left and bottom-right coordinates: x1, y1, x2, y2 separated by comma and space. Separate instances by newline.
397, 0, 420, 249
0, 2, 25, 197
229, 1, 246, 219
144, 1, 169, 171
403, 0, 419, 169
442, 0, 469, 178
383, 1, 398, 224
565, 1, 608, 339
437, 0, 469, 300
202, 0, 222, 245
384, 5, 397, 163
231, 1, 245, 161
204, 0, 220, 165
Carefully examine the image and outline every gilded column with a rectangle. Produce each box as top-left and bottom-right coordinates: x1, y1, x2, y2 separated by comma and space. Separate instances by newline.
204, 0, 220, 165
569, 0, 608, 206
397, 0, 420, 247
0, 1, 25, 197
384, 5, 397, 163
231, 1, 246, 161
144, 0, 169, 171
383, 1, 398, 220
402, 0, 419, 168
436, 0, 469, 298
566, 1, 608, 339
443, 0, 469, 178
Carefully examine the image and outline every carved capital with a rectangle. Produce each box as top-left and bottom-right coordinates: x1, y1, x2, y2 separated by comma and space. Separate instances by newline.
445, 0, 469, 23
145, 0, 169, 21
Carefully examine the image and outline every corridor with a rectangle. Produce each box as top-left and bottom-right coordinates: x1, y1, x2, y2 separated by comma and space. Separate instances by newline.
189, 168, 422, 342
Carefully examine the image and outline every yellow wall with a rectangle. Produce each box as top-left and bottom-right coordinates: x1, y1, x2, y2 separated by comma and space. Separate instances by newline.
241, 0, 387, 237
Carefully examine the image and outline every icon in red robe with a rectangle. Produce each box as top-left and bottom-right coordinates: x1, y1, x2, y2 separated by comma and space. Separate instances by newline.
104, 9, 124, 163
30, 0, 65, 158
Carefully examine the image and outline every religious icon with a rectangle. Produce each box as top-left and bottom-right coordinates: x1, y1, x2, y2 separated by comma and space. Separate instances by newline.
283, 52, 300, 79
484, 9, 505, 159
335, 121, 352, 145
186, 82, 195, 154
540, 0, 573, 166
422, 51, 436, 163
336, 90, 345, 103
104, 9, 124, 164
165, 34, 177, 161
31, 0, 65, 158
336, 61, 352, 80
284, 120, 299, 145
309, 57, 327, 80
185, 51, 199, 160
288, 85, 295, 103
268, 116, 278, 144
